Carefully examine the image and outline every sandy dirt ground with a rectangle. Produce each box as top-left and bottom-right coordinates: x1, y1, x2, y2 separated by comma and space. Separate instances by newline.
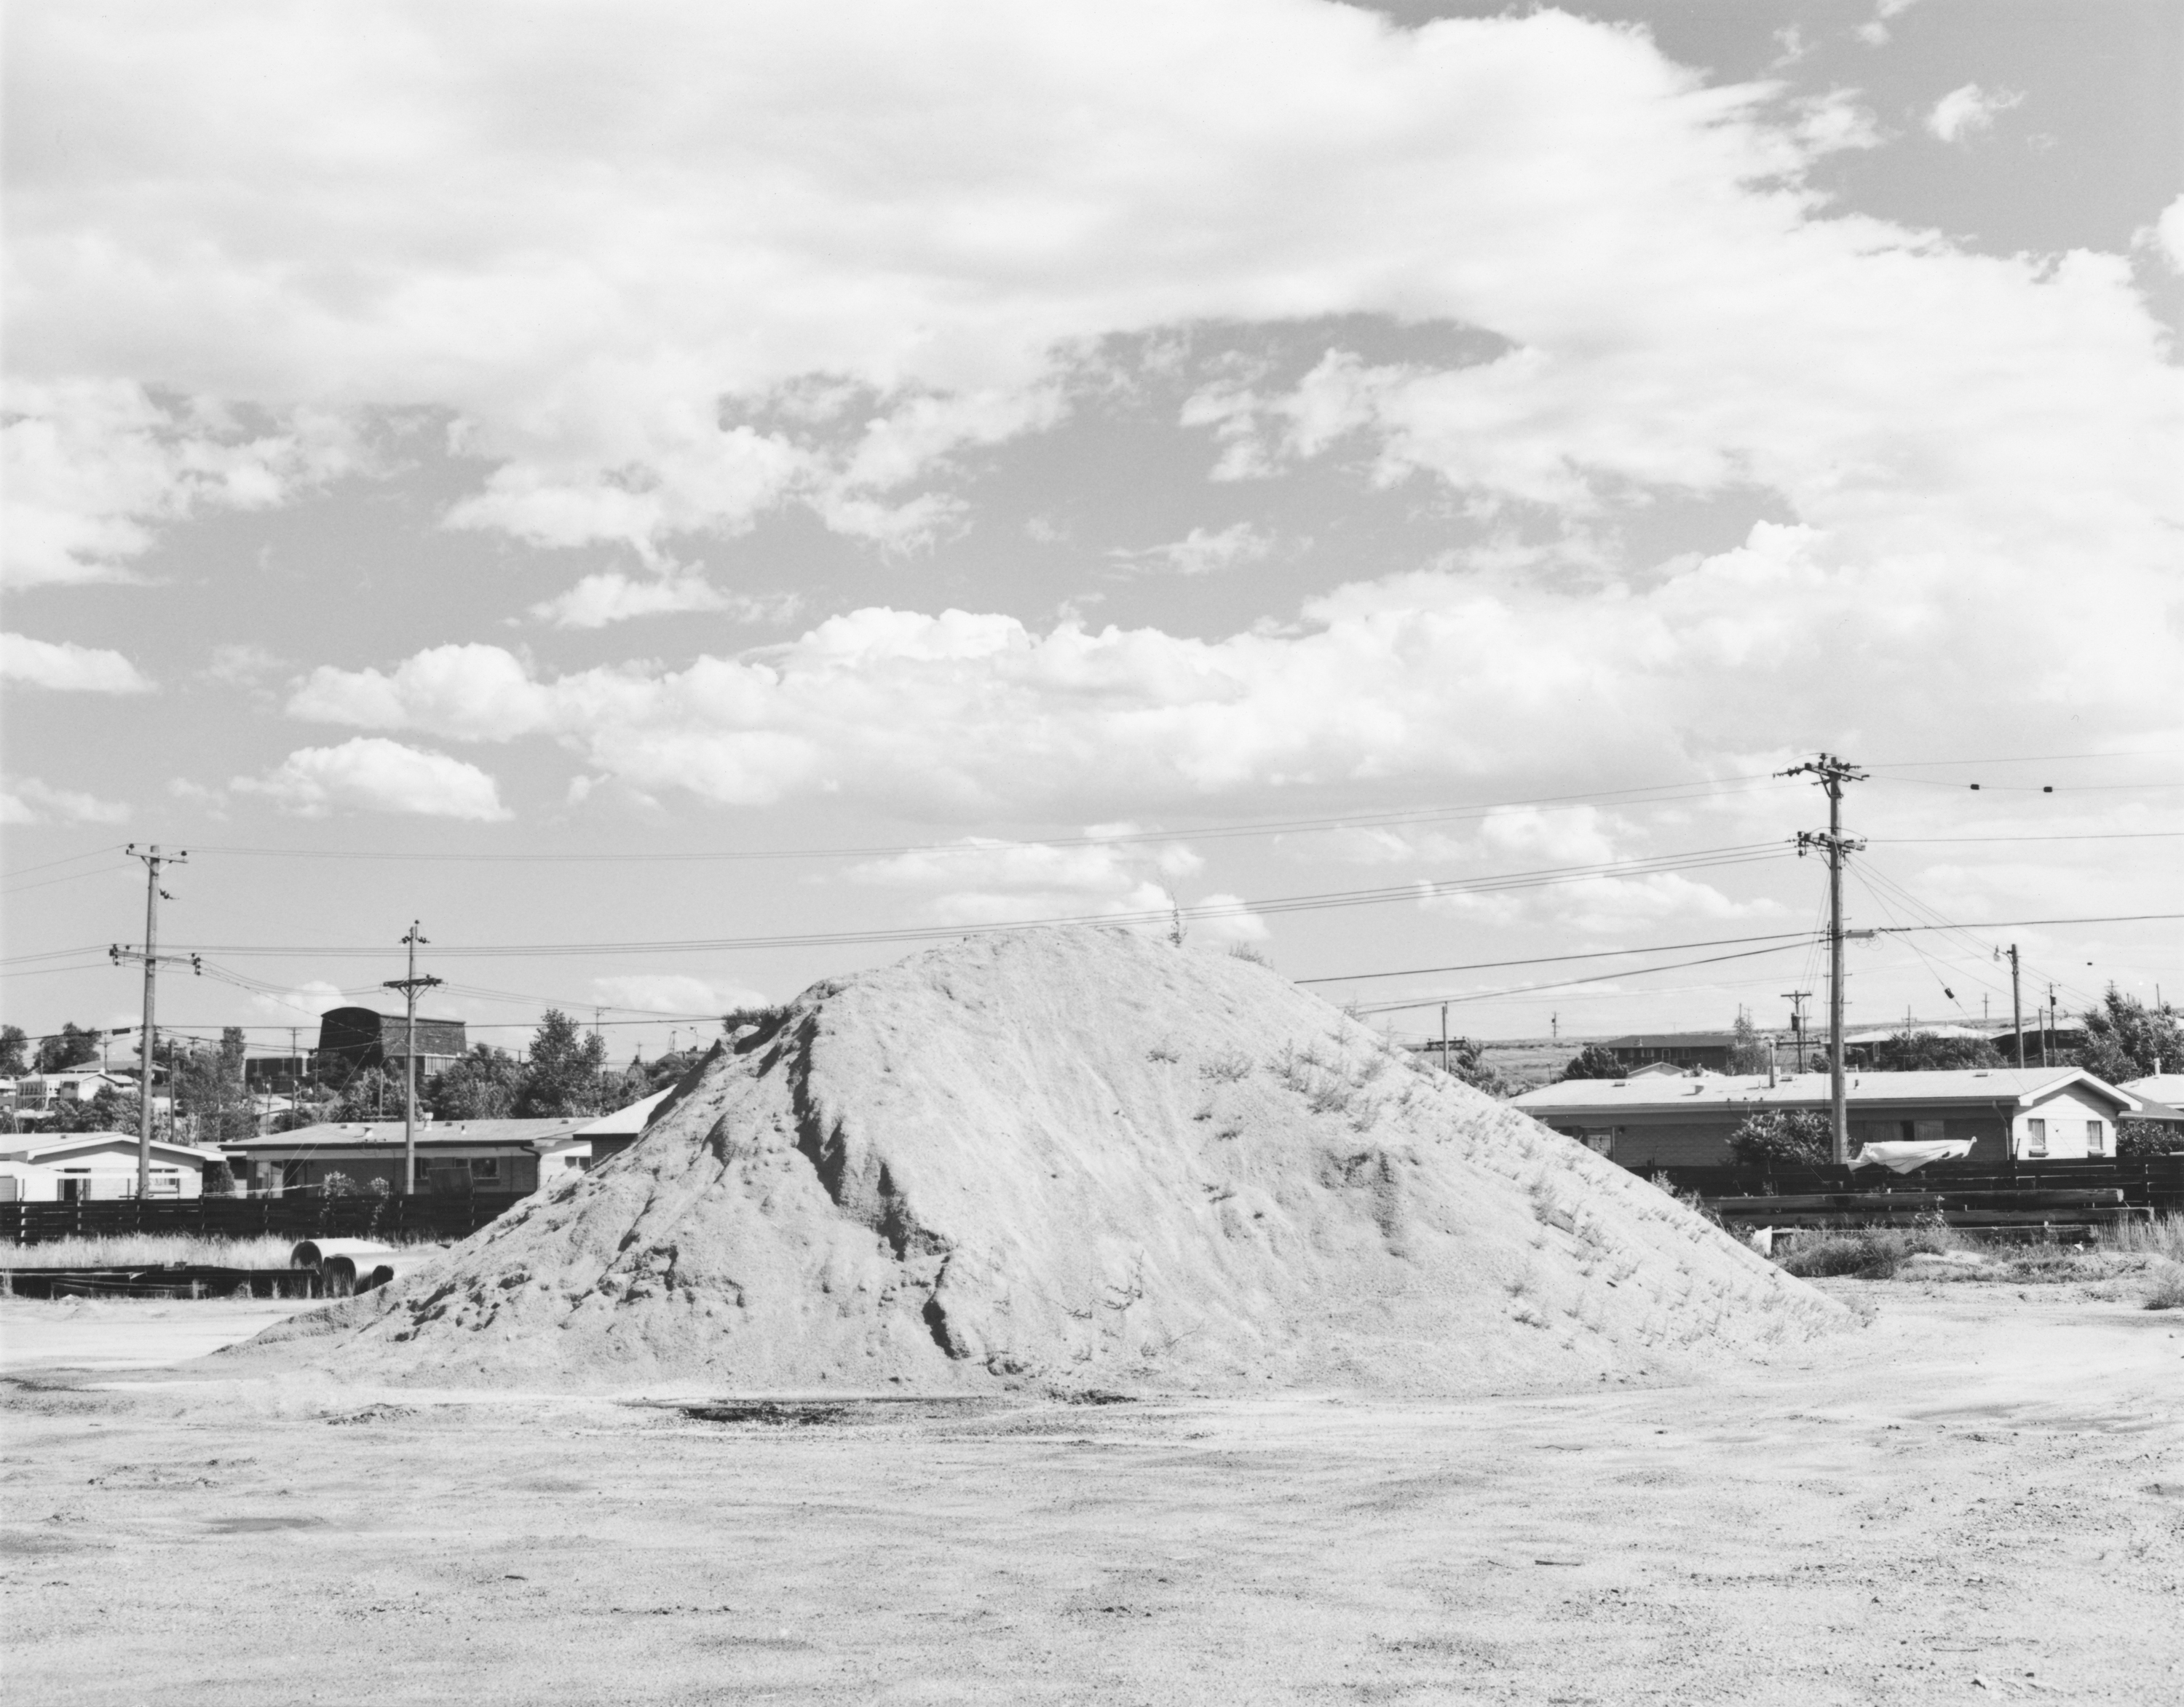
3, 1286, 2181, 1706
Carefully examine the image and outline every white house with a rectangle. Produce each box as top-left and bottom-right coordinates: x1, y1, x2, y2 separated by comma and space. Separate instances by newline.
0, 1130, 227, 1201
12, 1069, 134, 1120
1510, 1066, 2148, 1168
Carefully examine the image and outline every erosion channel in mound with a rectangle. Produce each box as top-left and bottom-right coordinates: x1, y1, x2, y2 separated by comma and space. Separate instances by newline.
240, 927, 1843, 1392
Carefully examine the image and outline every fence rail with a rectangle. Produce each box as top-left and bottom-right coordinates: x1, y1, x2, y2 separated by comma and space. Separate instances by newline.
0, 1193, 525, 1246
1634, 1156, 2184, 1213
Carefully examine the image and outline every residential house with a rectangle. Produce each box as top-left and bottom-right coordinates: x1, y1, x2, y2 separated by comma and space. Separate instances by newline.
222, 1116, 592, 1197
0, 1130, 226, 1201
577, 1088, 675, 1168
1510, 1066, 2148, 1168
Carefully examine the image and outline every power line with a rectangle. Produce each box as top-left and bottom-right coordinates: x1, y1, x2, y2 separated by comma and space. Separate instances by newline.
1348, 940, 1813, 1018
1296, 927, 1816, 986
24, 841, 1792, 963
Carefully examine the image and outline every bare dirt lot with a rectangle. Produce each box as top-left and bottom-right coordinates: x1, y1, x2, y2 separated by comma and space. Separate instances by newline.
4, 1286, 2182, 1706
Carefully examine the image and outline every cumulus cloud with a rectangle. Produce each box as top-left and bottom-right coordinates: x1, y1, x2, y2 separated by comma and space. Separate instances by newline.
1, 381, 363, 586
277, 514, 2183, 822
528, 571, 802, 629
1925, 83, 2022, 145
1109, 523, 1276, 577
231, 737, 511, 820
1, 631, 152, 693
2149, 194, 2184, 274
0, 776, 132, 824
1855, 0, 1919, 48
17, 0, 2156, 577
848, 835, 1234, 932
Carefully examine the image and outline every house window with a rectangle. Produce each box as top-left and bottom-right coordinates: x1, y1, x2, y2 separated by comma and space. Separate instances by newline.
2086, 1120, 2105, 1156
469, 1157, 500, 1181
2025, 1117, 2046, 1157
1912, 1120, 1945, 1144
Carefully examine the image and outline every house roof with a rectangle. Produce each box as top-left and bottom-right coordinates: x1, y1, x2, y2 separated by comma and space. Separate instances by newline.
1512, 1066, 2141, 1119
579, 1087, 673, 1137
223, 1117, 593, 1153
1602, 1032, 1741, 1050
2123, 1073, 2184, 1105
0, 1131, 223, 1165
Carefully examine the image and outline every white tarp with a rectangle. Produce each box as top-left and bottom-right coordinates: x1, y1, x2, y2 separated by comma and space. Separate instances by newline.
1848, 1139, 1977, 1173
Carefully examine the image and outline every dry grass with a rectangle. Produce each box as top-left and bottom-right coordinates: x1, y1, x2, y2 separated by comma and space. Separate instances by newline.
1775, 1224, 1965, 1280
2143, 1267, 2184, 1312
0, 1232, 427, 1270
2090, 1213, 2184, 1262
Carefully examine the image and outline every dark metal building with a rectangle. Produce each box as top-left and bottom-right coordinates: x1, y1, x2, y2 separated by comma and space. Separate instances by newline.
314, 1007, 468, 1088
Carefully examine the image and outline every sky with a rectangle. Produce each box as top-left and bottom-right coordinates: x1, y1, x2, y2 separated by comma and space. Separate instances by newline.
4, 0, 2180, 1066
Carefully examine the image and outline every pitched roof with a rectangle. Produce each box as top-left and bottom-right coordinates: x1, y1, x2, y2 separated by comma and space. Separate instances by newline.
223, 1117, 593, 1152
0, 1131, 223, 1164
578, 1087, 673, 1137
1512, 1066, 2140, 1117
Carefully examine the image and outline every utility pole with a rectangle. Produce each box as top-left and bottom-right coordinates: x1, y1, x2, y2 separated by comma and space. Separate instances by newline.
110, 846, 197, 1197
2003, 945, 2025, 1067
1440, 1003, 1450, 1074
1785, 754, 1867, 1165
383, 922, 443, 1197
2046, 985, 2058, 1069
1781, 991, 1812, 1072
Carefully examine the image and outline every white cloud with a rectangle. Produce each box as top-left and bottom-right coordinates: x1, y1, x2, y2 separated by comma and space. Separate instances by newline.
847, 835, 1227, 931
589, 973, 770, 1017
276, 512, 2184, 825
15, 0, 2161, 580
1, 631, 152, 693
231, 738, 511, 820
1109, 523, 1276, 577
1, 380, 363, 586
1925, 84, 2022, 146
528, 571, 802, 629
0, 776, 132, 824
2149, 194, 2184, 274
1855, 0, 1919, 47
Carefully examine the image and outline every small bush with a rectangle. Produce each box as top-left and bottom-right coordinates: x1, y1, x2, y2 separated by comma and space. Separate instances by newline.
1776, 1224, 1962, 1280
1728, 1109, 1831, 1170
2143, 1267, 2184, 1312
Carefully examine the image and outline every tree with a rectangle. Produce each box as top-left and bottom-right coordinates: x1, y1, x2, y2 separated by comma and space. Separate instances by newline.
0, 1025, 28, 1076
1433, 1037, 1513, 1097
1558, 1044, 1625, 1082
1727, 1013, 1771, 1075
2074, 986, 2183, 1085
1726, 1108, 1832, 1171
35, 1022, 100, 1073
2117, 1119, 2182, 1157
1851, 1030, 2002, 1072
517, 1009, 608, 1117
327, 1066, 400, 1123
425, 1045, 526, 1120
171, 1027, 259, 1144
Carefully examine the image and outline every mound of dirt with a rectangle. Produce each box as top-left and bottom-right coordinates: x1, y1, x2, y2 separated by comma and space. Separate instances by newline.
242, 927, 1841, 1392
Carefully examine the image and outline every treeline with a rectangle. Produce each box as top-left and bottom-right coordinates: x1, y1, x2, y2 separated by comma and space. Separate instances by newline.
4, 1006, 780, 1140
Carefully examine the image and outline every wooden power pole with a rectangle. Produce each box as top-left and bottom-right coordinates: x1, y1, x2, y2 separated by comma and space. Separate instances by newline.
382, 922, 443, 1197
110, 845, 197, 1196
1785, 756, 1867, 1164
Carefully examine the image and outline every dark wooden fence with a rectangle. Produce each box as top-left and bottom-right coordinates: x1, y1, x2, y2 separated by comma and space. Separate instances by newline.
0, 1193, 525, 1247
1635, 1155, 2184, 1216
